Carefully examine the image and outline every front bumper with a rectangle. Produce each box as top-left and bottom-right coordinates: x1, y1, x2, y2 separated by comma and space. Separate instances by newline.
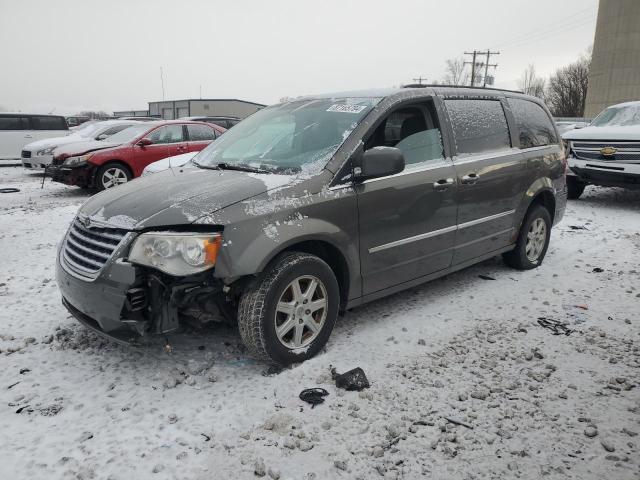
47, 164, 93, 187
22, 153, 53, 170
568, 157, 640, 188
55, 237, 226, 343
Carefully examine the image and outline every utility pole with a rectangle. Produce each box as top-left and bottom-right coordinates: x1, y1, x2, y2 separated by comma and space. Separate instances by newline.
464, 50, 499, 87
412, 76, 428, 85
160, 67, 165, 101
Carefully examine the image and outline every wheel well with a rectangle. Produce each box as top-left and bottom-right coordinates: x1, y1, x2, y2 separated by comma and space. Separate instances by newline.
530, 190, 555, 223
281, 241, 350, 310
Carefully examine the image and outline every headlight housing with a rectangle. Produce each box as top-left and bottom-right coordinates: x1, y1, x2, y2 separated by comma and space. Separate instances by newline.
62, 154, 92, 167
37, 146, 56, 156
128, 232, 222, 276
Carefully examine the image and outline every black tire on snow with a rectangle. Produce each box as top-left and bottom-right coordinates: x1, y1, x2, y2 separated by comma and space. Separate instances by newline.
237, 252, 339, 365
566, 176, 586, 200
503, 204, 552, 270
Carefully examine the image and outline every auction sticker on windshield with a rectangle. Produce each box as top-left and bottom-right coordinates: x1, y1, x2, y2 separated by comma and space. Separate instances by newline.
326, 104, 368, 114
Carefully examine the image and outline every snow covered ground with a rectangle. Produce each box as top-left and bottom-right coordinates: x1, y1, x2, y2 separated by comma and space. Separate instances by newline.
0, 166, 638, 480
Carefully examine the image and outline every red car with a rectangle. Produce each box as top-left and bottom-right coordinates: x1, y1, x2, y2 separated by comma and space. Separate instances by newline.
49, 120, 225, 190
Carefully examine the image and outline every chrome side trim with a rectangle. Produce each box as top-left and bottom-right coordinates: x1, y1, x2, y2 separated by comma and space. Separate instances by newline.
458, 209, 516, 229
368, 209, 516, 254
454, 228, 514, 249
369, 225, 457, 253
362, 160, 452, 185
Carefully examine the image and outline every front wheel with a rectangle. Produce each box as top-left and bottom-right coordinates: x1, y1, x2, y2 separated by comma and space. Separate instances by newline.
503, 204, 552, 270
237, 252, 339, 365
95, 162, 132, 191
566, 176, 586, 200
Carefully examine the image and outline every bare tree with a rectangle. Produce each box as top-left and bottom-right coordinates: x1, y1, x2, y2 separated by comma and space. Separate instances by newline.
442, 58, 469, 85
545, 54, 591, 117
78, 110, 110, 119
517, 64, 546, 98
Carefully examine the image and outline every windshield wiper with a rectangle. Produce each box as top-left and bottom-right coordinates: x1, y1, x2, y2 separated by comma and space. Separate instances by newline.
216, 162, 271, 174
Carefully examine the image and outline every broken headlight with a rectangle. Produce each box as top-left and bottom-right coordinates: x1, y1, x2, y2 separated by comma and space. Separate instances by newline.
129, 232, 222, 276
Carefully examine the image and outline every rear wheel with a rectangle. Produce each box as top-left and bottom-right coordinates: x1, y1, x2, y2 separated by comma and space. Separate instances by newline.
566, 176, 586, 200
95, 162, 132, 191
237, 252, 339, 365
503, 204, 552, 270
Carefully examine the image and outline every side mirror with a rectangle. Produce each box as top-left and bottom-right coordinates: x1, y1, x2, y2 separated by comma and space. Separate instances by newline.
137, 137, 153, 147
354, 147, 405, 181
96, 134, 108, 141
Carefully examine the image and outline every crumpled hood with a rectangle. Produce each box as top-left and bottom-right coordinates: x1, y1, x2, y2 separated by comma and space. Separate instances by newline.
24, 134, 82, 151
562, 125, 640, 142
79, 167, 295, 229
54, 140, 121, 157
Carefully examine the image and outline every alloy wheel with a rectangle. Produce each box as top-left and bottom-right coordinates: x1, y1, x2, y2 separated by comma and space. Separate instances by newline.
525, 217, 547, 262
274, 275, 328, 349
101, 167, 128, 189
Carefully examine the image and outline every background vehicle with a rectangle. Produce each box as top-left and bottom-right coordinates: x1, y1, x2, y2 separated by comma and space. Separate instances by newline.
21, 120, 141, 170
115, 116, 160, 122
179, 116, 239, 129
49, 120, 224, 190
55, 87, 566, 366
65, 116, 91, 128
0, 113, 68, 163
563, 100, 640, 199
141, 151, 199, 175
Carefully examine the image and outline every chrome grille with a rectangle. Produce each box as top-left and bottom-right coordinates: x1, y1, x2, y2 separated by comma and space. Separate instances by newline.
63, 218, 128, 276
572, 141, 640, 162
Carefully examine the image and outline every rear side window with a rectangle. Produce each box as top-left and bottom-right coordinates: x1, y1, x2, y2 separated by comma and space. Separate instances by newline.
445, 99, 511, 155
507, 98, 557, 148
0, 116, 28, 130
148, 125, 184, 144
32, 116, 67, 130
187, 124, 216, 141
99, 125, 130, 137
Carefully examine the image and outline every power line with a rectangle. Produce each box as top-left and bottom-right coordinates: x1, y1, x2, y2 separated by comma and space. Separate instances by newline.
464, 50, 499, 87
412, 76, 428, 85
497, 16, 597, 51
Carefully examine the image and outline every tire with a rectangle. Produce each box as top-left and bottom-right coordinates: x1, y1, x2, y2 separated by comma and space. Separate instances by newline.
566, 176, 586, 200
237, 252, 340, 365
503, 204, 552, 270
95, 162, 132, 191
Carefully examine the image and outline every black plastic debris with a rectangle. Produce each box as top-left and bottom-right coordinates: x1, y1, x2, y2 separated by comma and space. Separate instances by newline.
0, 188, 20, 194
569, 225, 589, 230
299, 388, 329, 408
592, 267, 604, 273
332, 367, 370, 391
537, 317, 573, 336
478, 274, 496, 281
19, 368, 30, 374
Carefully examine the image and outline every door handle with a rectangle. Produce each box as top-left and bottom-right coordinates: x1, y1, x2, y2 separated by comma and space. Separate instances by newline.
433, 178, 455, 191
461, 173, 480, 184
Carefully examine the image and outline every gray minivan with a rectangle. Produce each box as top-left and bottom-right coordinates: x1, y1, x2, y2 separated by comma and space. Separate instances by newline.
55, 86, 566, 365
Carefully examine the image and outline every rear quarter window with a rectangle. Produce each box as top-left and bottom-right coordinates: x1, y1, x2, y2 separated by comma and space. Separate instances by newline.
507, 98, 558, 148
32, 116, 68, 131
445, 99, 511, 155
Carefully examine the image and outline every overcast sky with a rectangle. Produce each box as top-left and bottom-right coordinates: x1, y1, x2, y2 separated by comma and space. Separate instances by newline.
0, 0, 599, 115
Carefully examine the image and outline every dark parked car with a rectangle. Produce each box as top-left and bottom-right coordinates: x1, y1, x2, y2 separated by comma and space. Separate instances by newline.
48, 120, 225, 190
55, 86, 566, 365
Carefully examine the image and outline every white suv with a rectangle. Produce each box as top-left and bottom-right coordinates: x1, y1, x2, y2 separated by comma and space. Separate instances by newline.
563, 101, 640, 199
0, 114, 69, 164
21, 120, 141, 170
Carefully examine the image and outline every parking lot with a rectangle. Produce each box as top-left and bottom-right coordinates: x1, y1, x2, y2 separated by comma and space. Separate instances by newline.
0, 166, 638, 479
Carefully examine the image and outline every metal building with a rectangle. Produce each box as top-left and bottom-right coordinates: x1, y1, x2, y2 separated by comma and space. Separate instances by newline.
148, 98, 265, 120
584, 0, 640, 117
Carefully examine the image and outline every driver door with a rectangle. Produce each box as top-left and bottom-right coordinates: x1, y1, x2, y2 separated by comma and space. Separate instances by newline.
356, 101, 458, 295
133, 124, 184, 174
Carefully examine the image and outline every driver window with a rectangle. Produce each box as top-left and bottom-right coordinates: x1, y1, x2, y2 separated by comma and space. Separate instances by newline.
148, 125, 184, 144
365, 103, 444, 166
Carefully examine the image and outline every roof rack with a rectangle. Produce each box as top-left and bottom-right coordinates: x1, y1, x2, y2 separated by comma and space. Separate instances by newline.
402, 84, 524, 94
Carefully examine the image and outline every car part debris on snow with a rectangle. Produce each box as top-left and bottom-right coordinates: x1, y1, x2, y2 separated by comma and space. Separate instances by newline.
444, 417, 474, 429
0, 188, 20, 193
331, 367, 370, 391
537, 317, 574, 336
299, 388, 329, 408
478, 275, 496, 281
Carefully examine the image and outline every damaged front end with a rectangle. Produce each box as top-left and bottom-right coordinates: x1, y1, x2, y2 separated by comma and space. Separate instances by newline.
55, 216, 235, 344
